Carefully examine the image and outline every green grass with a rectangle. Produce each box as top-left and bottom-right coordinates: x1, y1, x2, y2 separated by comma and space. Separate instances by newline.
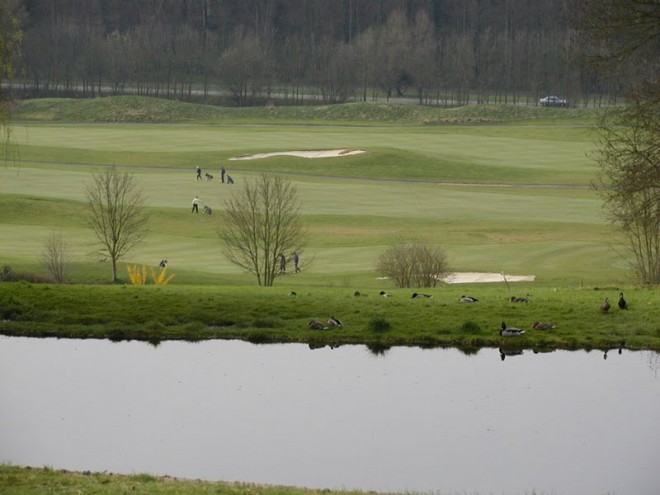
1, 282, 658, 350
0, 465, 379, 495
12, 96, 602, 124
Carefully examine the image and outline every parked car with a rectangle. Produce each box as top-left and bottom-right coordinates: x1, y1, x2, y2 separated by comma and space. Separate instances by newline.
539, 95, 568, 107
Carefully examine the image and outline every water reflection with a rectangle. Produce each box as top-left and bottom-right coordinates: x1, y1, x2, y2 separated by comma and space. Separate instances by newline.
1, 337, 659, 495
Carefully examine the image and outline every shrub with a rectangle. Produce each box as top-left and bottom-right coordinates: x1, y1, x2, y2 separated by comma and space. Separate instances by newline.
376, 243, 449, 288
151, 266, 175, 285
126, 264, 148, 285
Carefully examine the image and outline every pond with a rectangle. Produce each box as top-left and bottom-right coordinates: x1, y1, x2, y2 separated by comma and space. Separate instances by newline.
1, 336, 659, 495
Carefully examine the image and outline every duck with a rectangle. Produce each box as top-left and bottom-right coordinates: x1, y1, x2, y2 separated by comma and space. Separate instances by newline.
499, 321, 525, 337
459, 295, 478, 303
510, 295, 529, 303
532, 321, 555, 330
412, 292, 433, 299
600, 297, 611, 312
618, 292, 628, 309
327, 316, 343, 328
308, 319, 328, 330
379, 290, 392, 297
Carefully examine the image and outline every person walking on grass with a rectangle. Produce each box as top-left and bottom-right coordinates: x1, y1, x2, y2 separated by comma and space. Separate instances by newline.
221, 166, 226, 183
196, 166, 202, 181
293, 252, 300, 273
192, 195, 202, 213
279, 253, 287, 273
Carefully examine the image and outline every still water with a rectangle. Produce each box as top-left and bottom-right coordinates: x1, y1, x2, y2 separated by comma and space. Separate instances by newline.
1, 336, 659, 495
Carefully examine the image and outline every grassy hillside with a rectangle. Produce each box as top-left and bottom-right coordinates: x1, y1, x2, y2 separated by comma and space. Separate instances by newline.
11, 95, 601, 124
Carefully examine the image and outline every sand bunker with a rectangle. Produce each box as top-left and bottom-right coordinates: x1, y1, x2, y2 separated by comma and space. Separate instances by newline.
230, 149, 365, 161
442, 272, 535, 284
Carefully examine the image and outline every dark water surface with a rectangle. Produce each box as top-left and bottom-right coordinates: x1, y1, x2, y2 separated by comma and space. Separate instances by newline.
1, 336, 659, 495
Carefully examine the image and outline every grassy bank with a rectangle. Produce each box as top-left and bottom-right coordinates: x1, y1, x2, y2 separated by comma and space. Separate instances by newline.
11, 95, 601, 124
0, 465, 374, 495
1, 282, 658, 351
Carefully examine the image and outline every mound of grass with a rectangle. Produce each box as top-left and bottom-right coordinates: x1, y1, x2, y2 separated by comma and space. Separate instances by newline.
12, 96, 600, 125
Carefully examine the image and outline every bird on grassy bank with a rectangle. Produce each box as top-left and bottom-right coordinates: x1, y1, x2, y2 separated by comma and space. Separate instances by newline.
380, 291, 392, 297
532, 321, 555, 330
459, 295, 478, 303
510, 296, 529, 303
600, 297, 611, 312
308, 319, 328, 330
500, 321, 525, 337
327, 316, 343, 328
618, 292, 628, 309
412, 292, 433, 299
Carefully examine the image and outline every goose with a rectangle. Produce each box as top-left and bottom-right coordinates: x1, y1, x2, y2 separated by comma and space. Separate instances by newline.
459, 295, 478, 303
618, 292, 628, 310
532, 321, 555, 330
500, 321, 525, 337
510, 296, 529, 303
600, 297, 611, 312
327, 316, 343, 328
288, 291, 297, 296
308, 319, 328, 330
412, 292, 433, 299
380, 291, 392, 297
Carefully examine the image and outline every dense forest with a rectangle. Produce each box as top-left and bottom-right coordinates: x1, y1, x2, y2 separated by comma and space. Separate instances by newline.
3, 0, 626, 106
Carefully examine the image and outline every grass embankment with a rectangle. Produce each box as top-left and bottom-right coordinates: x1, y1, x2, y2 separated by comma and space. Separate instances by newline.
1, 282, 658, 351
11, 95, 601, 124
0, 465, 368, 495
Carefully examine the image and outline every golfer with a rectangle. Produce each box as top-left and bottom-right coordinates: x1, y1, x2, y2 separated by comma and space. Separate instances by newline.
192, 196, 202, 213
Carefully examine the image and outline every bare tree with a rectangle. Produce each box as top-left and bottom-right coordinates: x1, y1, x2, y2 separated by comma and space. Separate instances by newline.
42, 231, 70, 283
1, 0, 22, 152
218, 28, 270, 106
376, 243, 450, 288
219, 173, 306, 286
573, 0, 660, 283
86, 167, 149, 282
593, 94, 660, 284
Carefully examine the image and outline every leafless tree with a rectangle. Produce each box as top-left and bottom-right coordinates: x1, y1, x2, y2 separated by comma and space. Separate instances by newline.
376, 243, 450, 288
1, 0, 22, 152
573, 0, 660, 283
593, 94, 660, 283
42, 231, 70, 283
86, 167, 150, 282
219, 173, 306, 286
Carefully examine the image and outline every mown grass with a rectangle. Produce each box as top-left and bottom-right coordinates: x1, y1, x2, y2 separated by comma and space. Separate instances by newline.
0, 465, 380, 495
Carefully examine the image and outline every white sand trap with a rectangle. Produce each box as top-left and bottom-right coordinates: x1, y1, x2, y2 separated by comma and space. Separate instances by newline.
442, 272, 535, 284
230, 149, 365, 161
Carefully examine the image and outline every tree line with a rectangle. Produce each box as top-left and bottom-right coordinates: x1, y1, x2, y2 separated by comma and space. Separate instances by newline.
4, 0, 621, 106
